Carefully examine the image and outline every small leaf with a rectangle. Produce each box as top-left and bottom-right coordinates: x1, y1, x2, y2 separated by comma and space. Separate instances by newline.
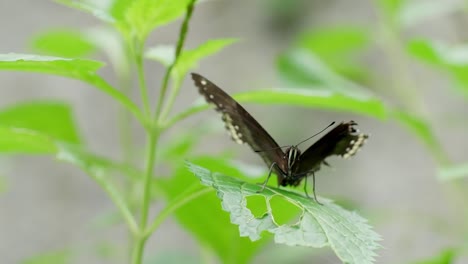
0, 101, 81, 144
21, 249, 72, 264
30, 29, 96, 57
277, 49, 373, 97
407, 39, 468, 98
54, 0, 115, 23
0, 53, 145, 125
298, 27, 369, 57
438, 163, 468, 181
146, 38, 238, 80
123, 0, 193, 41
188, 162, 381, 264
391, 110, 447, 163
410, 248, 456, 264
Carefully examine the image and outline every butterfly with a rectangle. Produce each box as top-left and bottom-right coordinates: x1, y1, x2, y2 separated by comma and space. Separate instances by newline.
191, 73, 368, 204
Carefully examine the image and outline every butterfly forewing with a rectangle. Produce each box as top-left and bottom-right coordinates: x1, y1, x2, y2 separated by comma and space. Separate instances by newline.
297, 121, 368, 174
191, 73, 288, 179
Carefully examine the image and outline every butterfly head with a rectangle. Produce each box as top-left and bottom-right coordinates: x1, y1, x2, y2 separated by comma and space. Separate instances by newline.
284, 146, 301, 175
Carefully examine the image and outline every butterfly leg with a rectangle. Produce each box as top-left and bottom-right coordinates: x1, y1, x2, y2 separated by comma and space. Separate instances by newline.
257, 162, 277, 193
311, 172, 322, 205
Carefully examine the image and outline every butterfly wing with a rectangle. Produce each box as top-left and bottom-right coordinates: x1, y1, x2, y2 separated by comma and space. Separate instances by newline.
191, 73, 287, 181
297, 121, 368, 174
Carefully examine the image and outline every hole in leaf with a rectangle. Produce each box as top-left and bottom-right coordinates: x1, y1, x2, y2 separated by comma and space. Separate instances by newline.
270, 195, 302, 226
245, 195, 268, 218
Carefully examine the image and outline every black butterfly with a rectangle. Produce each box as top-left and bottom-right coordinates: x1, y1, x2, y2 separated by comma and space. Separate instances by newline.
191, 73, 368, 204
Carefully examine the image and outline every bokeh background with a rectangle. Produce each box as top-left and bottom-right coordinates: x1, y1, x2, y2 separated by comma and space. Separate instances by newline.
1, 0, 467, 263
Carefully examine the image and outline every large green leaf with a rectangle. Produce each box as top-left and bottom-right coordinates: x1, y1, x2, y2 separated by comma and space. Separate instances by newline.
158, 156, 271, 264
0, 53, 145, 125
188, 162, 381, 264
0, 101, 81, 144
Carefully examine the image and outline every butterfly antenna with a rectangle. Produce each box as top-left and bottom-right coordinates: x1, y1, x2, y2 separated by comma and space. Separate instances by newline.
296, 121, 335, 146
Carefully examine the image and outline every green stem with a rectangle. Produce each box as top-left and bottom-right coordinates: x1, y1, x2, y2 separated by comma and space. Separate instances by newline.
145, 186, 210, 237
135, 42, 151, 117
154, 0, 196, 123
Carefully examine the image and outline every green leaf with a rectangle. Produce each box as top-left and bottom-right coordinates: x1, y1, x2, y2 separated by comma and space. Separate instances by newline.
407, 39, 468, 98
296, 27, 370, 83
54, 0, 115, 23
410, 248, 456, 264
146, 38, 238, 80
123, 0, 193, 41
0, 127, 57, 154
277, 49, 373, 96
298, 27, 369, 58
30, 29, 96, 57
0, 53, 145, 125
158, 157, 271, 264
234, 88, 387, 120
188, 162, 381, 264
21, 249, 72, 264
438, 163, 468, 181
0, 101, 81, 144
391, 110, 447, 163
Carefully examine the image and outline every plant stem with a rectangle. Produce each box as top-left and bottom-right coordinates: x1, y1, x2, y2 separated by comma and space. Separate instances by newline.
154, 0, 196, 124
145, 186, 210, 237
135, 42, 151, 117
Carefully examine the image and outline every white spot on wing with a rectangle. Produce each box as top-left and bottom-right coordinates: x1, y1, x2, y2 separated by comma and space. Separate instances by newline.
200, 79, 207, 85
209, 94, 214, 99
222, 113, 244, 144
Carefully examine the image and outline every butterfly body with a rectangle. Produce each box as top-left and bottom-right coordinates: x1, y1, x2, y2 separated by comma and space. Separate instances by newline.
191, 73, 368, 203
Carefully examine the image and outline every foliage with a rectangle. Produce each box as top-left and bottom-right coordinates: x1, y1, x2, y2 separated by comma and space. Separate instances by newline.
1, 0, 467, 263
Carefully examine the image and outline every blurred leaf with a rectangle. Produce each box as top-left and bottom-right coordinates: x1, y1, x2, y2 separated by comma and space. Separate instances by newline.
122, 0, 193, 41
0, 127, 57, 154
407, 39, 468, 98
146, 38, 238, 80
410, 248, 456, 264
30, 29, 96, 57
158, 156, 272, 264
21, 249, 72, 264
234, 88, 387, 120
391, 110, 447, 163
400, 0, 462, 27
377, 0, 405, 22
277, 49, 373, 97
188, 162, 381, 264
298, 27, 369, 57
0, 53, 145, 124
296, 27, 370, 83
54, 0, 115, 23
0, 101, 81, 144
438, 163, 468, 181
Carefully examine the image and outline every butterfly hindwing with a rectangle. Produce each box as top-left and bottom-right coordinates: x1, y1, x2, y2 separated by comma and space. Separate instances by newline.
191, 73, 288, 180
297, 121, 368, 174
